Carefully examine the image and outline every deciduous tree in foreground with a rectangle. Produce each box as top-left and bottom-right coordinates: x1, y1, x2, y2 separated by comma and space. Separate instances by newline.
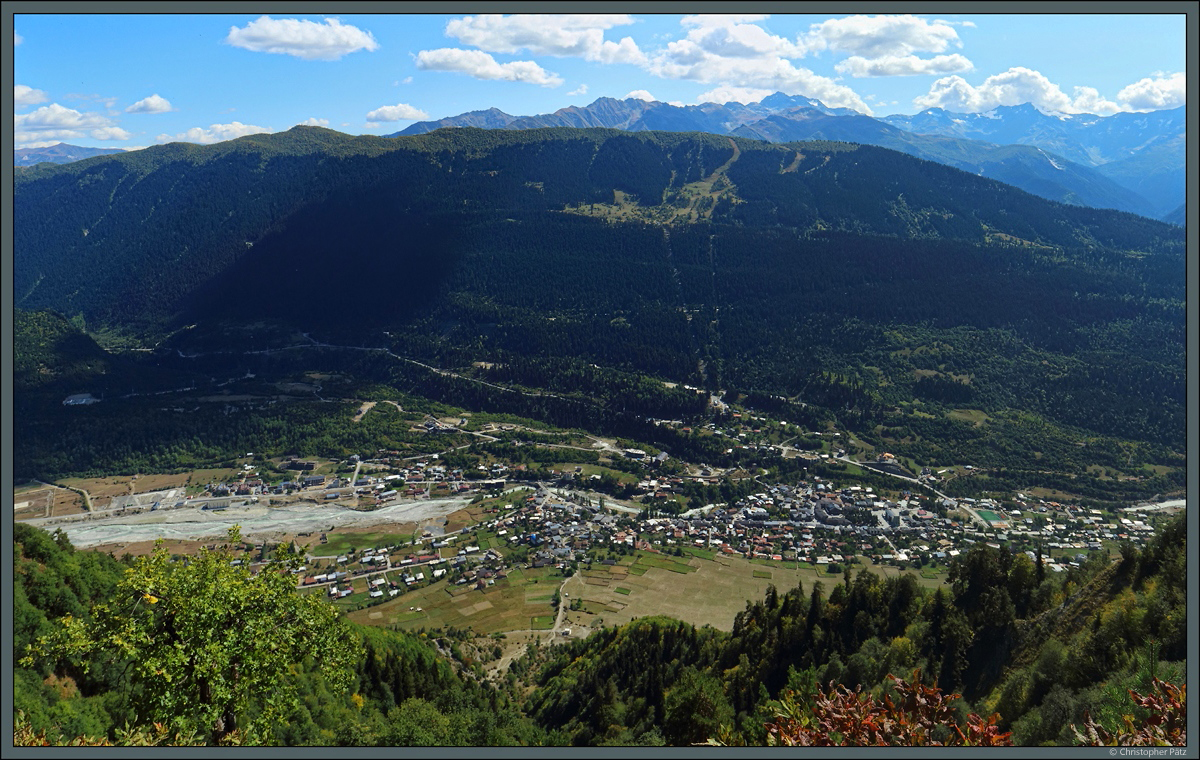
22, 526, 358, 745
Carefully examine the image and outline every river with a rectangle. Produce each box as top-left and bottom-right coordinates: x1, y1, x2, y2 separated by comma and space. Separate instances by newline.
29, 496, 478, 549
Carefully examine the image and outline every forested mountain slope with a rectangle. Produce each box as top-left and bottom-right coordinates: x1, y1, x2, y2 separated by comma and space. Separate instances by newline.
14, 125, 1181, 328
14, 126, 1187, 459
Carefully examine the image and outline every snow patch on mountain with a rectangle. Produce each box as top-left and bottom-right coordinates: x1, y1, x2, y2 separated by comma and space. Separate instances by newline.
1039, 149, 1064, 170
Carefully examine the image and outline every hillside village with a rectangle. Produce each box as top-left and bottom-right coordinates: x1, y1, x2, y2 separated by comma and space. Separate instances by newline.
223, 461, 1169, 614
25, 390, 1174, 615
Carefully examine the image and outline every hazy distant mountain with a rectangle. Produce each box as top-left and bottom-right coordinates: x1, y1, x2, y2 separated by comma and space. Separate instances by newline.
393, 93, 861, 137
14, 142, 127, 166
731, 108, 1158, 218
392, 95, 1162, 217
880, 105, 1185, 217
395, 107, 517, 135
1091, 133, 1185, 218
880, 104, 1184, 165
1162, 202, 1186, 227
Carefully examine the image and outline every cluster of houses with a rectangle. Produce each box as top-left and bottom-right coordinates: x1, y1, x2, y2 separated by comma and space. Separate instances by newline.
209, 473, 1174, 616
202, 455, 511, 505
464, 479, 1164, 575
199, 445, 1165, 583
288, 537, 519, 602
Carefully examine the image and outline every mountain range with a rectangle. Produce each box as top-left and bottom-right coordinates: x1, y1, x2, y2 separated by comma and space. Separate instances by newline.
14, 142, 128, 167
880, 104, 1185, 218
15, 125, 1182, 331
14, 126, 1185, 448
392, 95, 1185, 221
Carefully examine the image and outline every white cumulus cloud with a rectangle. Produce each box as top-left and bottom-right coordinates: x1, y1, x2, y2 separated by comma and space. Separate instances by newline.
1068, 86, 1123, 116
364, 103, 428, 122
671, 15, 810, 60
806, 14, 964, 58
695, 86, 773, 104
15, 84, 49, 107
226, 16, 379, 60
445, 14, 645, 65
126, 94, 174, 113
914, 67, 1077, 112
682, 14, 772, 27
647, 16, 871, 114
157, 121, 273, 145
1117, 72, 1185, 111
90, 126, 133, 140
914, 67, 1185, 115
568, 84, 589, 96
650, 53, 872, 114
297, 117, 330, 126
15, 30, 23, 45
415, 48, 563, 87
623, 90, 657, 102
836, 53, 972, 78
14, 103, 131, 144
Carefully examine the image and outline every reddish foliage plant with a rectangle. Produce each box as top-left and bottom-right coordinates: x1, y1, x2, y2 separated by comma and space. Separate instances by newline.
1073, 678, 1187, 747
764, 670, 1013, 747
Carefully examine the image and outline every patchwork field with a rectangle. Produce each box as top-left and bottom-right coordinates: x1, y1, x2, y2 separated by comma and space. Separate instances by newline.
347, 566, 563, 634
55, 471, 229, 508
561, 553, 812, 631
444, 506, 493, 534
560, 552, 951, 632
13, 484, 86, 520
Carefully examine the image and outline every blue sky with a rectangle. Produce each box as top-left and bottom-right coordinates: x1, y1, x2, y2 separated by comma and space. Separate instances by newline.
12, 12, 1188, 150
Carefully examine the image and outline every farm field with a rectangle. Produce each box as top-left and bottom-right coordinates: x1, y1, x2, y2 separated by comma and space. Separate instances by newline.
53, 471, 237, 507
562, 552, 952, 632
13, 484, 86, 520
444, 506, 497, 533
347, 565, 563, 634
307, 527, 417, 557
860, 557, 951, 591
54, 475, 166, 507
551, 463, 640, 484
563, 553, 811, 632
